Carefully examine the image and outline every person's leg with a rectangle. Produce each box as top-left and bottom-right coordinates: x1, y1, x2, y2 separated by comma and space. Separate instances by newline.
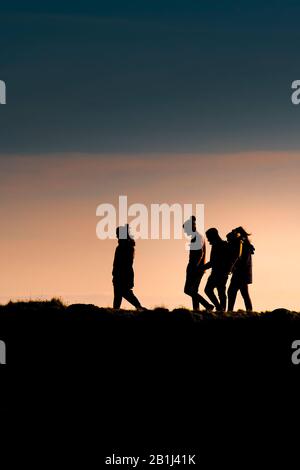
185, 273, 213, 311
113, 284, 122, 309
196, 293, 214, 310
227, 281, 238, 311
196, 272, 214, 310
184, 273, 199, 310
192, 297, 200, 311
240, 284, 253, 312
205, 275, 221, 310
122, 289, 142, 309
217, 276, 227, 312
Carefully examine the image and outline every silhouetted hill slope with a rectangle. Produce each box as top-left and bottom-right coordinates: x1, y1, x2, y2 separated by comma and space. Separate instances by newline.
0, 298, 298, 322
0, 300, 299, 368
1, 299, 299, 450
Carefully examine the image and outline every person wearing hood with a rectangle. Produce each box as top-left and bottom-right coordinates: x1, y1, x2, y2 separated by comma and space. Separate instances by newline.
112, 224, 145, 310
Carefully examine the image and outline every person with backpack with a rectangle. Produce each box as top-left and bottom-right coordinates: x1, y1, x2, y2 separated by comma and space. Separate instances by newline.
227, 227, 254, 312
203, 228, 231, 312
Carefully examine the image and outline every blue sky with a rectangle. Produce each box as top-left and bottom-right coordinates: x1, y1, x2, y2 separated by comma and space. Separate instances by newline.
1, 0, 300, 155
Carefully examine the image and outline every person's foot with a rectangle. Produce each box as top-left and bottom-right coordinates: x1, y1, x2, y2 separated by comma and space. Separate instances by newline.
206, 304, 215, 312
136, 306, 148, 312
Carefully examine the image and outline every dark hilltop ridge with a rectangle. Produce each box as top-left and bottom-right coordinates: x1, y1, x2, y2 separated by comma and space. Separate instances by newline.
0, 299, 298, 370
0, 298, 297, 322
1, 299, 299, 434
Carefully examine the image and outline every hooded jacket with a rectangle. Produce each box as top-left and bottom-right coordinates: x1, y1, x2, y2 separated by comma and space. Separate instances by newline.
112, 238, 135, 288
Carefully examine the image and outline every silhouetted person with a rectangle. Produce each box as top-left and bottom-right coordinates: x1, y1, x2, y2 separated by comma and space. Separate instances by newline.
203, 228, 231, 312
112, 224, 145, 310
227, 227, 254, 312
183, 216, 214, 312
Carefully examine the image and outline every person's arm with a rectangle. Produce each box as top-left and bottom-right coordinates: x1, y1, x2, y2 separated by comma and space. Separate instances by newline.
201, 261, 211, 270
112, 248, 120, 276
229, 241, 242, 272
202, 244, 213, 270
195, 246, 205, 267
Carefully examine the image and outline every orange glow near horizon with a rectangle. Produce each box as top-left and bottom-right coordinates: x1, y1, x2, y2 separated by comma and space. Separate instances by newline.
1, 151, 300, 311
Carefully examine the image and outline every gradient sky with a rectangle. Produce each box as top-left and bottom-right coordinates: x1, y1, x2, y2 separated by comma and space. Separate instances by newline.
1, 1, 300, 310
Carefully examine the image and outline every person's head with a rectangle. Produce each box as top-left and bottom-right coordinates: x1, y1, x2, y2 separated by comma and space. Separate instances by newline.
226, 230, 238, 243
116, 224, 131, 241
183, 215, 196, 236
233, 226, 251, 241
206, 227, 220, 245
